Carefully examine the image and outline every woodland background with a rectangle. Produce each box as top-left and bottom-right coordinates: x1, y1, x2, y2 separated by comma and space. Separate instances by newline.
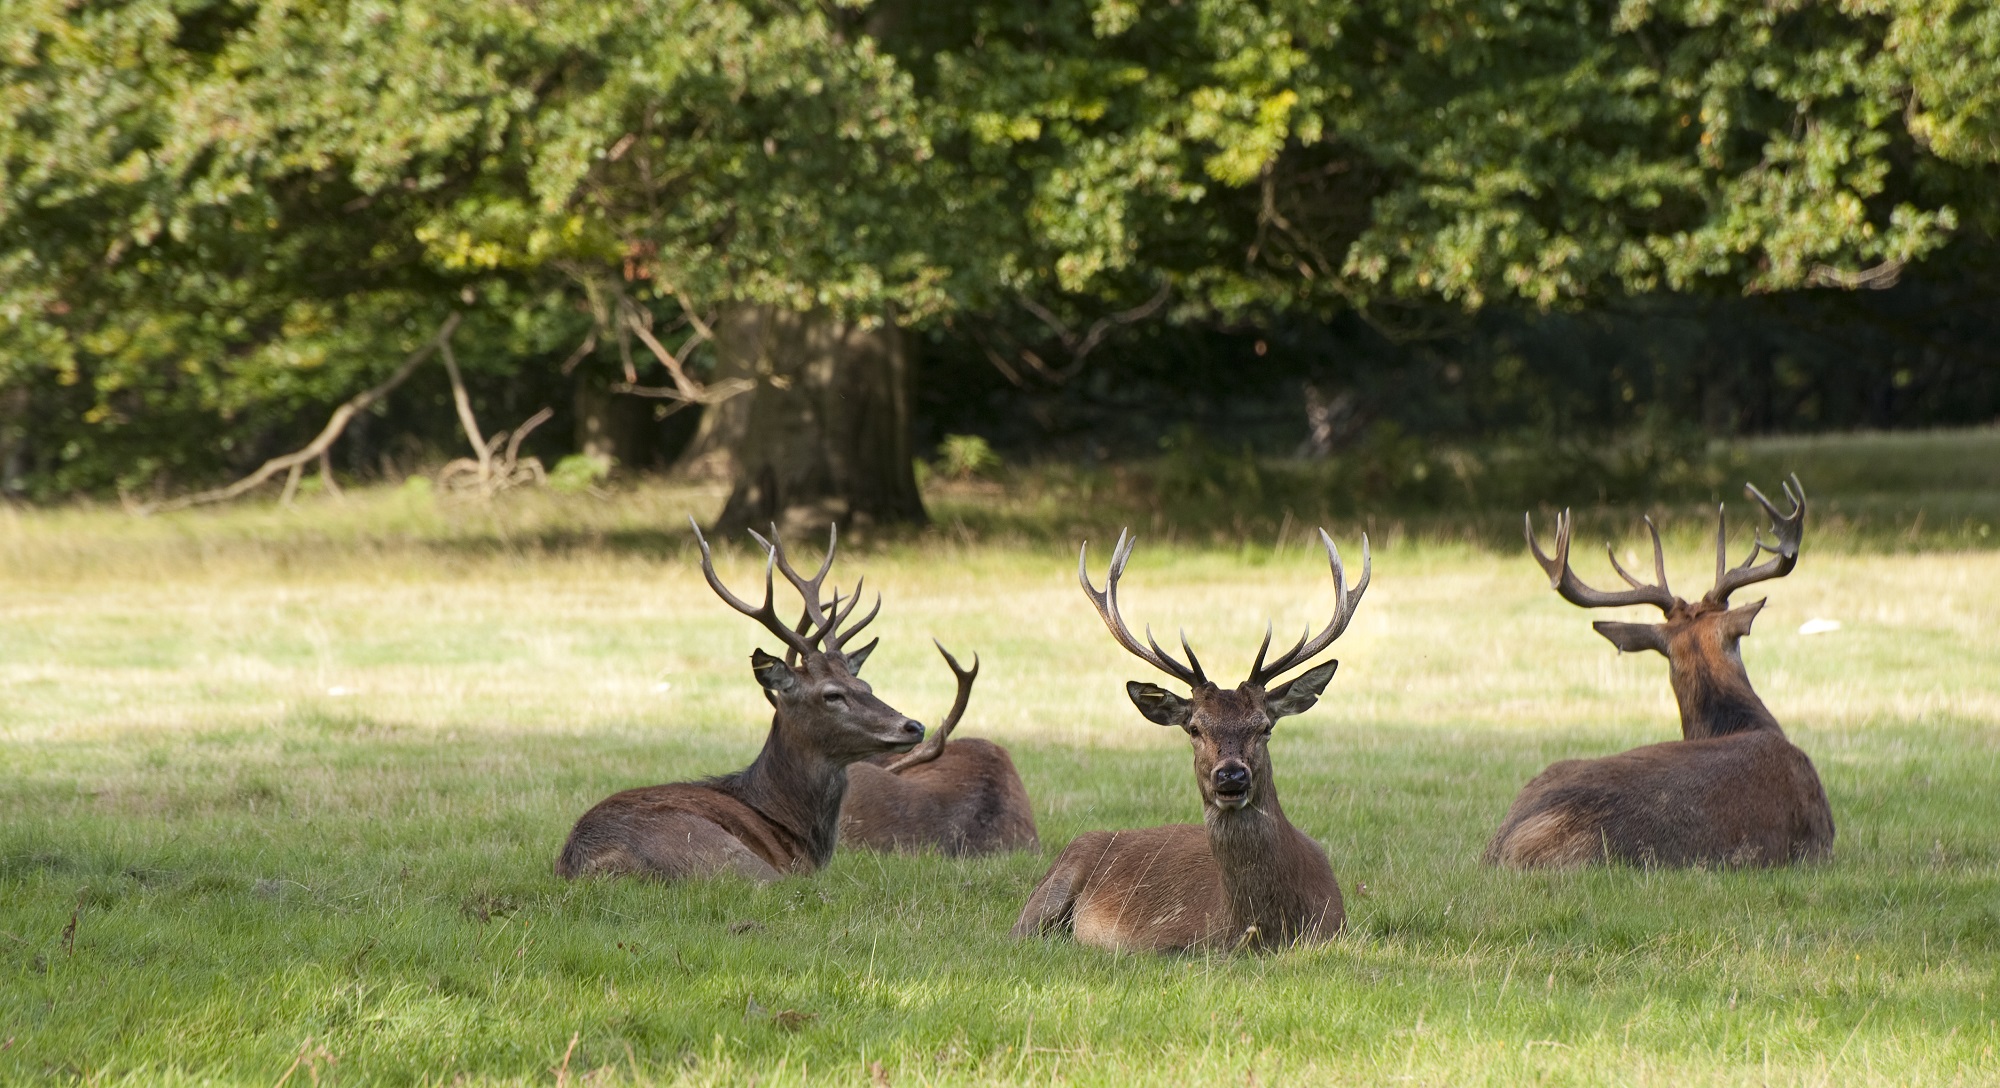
4, 0, 1999, 525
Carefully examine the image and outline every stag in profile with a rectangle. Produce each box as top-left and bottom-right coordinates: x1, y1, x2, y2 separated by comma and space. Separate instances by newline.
556, 521, 924, 882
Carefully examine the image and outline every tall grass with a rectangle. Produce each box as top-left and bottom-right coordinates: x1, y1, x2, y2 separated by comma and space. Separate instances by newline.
1, 430, 1996, 1084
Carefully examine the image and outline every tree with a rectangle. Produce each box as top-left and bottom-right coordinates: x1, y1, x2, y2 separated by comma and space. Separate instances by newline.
2, 0, 1983, 512
2, 0, 954, 522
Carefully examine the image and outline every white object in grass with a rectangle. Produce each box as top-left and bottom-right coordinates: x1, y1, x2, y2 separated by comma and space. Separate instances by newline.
326, 685, 355, 697
1798, 618, 1842, 636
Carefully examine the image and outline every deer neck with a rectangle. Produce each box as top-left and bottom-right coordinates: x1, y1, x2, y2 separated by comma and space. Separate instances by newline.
1204, 777, 1324, 940
730, 715, 848, 870
1669, 644, 1783, 740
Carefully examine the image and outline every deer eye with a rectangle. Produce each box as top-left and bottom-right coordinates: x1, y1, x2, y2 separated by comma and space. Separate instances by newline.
822, 691, 847, 705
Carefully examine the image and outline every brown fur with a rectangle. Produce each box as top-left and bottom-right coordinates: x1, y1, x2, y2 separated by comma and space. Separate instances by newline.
1013, 678, 1348, 952
1015, 531, 1366, 953
1491, 487, 1835, 869
557, 651, 926, 882
841, 738, 1040, 856
559, 526, 927, 883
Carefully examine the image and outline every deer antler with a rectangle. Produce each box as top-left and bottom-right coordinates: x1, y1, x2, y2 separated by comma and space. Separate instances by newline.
1526, 509, 1678, 614
882, 641, 980, 773
1079, 530, 1210, 688
1706, 475, 1806, 605
749, 524, 881, 660
1247, 529, 1370, 688
689, 517, 817, 658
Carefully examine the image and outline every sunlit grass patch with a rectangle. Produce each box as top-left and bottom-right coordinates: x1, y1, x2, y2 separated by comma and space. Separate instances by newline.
1, 431, 1997, 1084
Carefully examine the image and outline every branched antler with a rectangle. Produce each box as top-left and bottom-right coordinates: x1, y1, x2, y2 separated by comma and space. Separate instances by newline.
1079, 530, 1210, 688
1247, 530, 1370, 688
1526, 509, 1678, 613
689, 517, 817, 659
1706, 475, 1807, 604
882, 641, 980, 773
1081, 528, 1371, 690
749, 524, 880, 660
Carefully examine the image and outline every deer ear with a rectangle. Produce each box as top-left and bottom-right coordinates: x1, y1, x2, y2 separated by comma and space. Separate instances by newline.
751, 649, 797, 694
1126, 681, 1191, 727
1593, 621, 1668, 656
1720, 597, 1766, 639
1266, 659, 1339, 720
841, 638, 879, 675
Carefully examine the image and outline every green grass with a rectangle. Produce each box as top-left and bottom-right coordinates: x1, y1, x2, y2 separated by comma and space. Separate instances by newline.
2, 430, 1998, 1084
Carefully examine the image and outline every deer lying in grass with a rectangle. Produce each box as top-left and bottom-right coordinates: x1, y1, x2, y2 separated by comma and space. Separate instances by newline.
1486, 476, 1835, 869
839, 642, 1040, 855
1012, 529, 1368, 952
556, 521, 925, 882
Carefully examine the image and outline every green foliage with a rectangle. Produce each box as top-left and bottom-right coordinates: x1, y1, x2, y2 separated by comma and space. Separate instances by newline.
2, 0, 1991, 498
936, 433, 1003, 480
548, 452, 615, 493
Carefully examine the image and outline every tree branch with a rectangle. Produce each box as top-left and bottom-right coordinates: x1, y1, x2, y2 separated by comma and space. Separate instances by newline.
139, 312, 463, 514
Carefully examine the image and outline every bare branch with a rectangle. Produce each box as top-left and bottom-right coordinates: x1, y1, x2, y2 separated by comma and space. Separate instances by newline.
618, 303, 754, 406
558, 332, 599, 376
438, 336, 492, 480
140, 312, 463, 514
1806, 258, 1905, 291
1012, 282, 1173, 383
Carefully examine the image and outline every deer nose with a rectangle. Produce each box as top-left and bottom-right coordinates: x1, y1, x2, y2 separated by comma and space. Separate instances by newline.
1212, 762, 1252, 794
898, 719, 925, 741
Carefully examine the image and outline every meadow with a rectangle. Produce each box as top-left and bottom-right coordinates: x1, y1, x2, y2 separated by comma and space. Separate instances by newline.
2, 430, 1998, 1085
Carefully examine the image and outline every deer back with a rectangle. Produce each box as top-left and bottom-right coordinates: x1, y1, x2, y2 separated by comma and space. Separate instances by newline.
1492, 477, 1835, 868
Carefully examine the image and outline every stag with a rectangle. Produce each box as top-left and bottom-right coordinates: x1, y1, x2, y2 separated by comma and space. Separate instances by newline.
1012, 529, 1369, 952
1486, 476, 1835, 868
839, 643, 1040, 855
556, 520, 924, 882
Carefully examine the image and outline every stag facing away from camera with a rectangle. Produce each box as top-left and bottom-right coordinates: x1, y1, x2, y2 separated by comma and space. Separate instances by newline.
1012, 528, 1369, 952
556, 520, 924, 882
838, 642, 1039, 856
1486, 476, 1834, 869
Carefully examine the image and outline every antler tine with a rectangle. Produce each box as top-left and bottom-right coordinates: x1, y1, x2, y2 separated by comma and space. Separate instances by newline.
1248, 529, 1370, 687
824, 578, 882, 652
1605, 516, 1668, 592
1712, 503, 1728, 590
784, 601, 817, 666
1707, 475, 1807, 604
750, 522, 869, 654
1077, 530, 1208, 688
1524, 508, 1677, 613
688, 516, 815, 657
882, 641, 980, 773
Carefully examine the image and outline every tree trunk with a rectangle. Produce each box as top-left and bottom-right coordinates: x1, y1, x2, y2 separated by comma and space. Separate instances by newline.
677, 305, 925, 534
574, 376, 655, 471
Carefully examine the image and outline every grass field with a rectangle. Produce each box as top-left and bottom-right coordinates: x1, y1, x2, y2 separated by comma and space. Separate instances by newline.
2, 432, 1997, 1085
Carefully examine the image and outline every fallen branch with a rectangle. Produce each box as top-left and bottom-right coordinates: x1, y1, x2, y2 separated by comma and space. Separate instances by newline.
139, 313, 463, 514
436, 342, 554, 498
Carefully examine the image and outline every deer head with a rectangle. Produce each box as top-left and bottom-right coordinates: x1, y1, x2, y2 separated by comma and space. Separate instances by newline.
691, 518, 924, 762
1079, 529, 1369, 813
1525, 476, 1806, 737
